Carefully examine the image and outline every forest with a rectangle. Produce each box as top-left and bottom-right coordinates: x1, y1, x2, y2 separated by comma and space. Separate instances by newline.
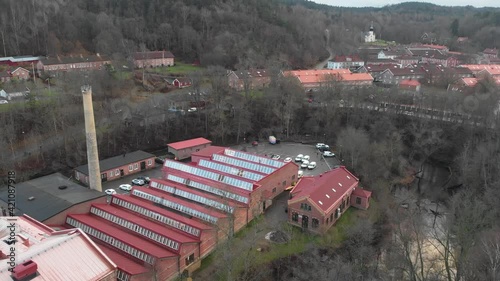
1, 0, 500, 68
1, 1, 500, 280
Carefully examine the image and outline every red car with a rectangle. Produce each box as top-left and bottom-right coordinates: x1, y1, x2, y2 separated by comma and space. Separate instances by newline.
252, 141, 258, 146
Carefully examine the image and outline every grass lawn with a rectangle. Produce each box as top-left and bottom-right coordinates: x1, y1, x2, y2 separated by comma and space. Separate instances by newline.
147, 62, 202, 75
112, 70, 133, 81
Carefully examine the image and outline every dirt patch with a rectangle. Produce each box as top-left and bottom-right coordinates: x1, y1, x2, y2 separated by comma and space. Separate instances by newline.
265, 230, 290, 244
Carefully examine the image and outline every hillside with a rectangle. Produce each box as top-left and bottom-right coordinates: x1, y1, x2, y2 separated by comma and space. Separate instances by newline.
0, 0, 499, 67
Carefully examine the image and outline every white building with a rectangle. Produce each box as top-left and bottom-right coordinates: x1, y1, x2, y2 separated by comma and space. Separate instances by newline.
365, 22, 376, 43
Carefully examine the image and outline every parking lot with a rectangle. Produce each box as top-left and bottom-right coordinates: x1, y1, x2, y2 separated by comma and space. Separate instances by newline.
233, 141, 341, 177
102, 142, 341, 195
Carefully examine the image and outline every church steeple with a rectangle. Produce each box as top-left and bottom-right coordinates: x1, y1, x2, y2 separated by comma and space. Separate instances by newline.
369, 21, 374, 32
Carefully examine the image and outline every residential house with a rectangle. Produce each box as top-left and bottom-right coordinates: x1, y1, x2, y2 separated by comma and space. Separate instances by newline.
377, 50, 403, 60
380, 68, 425, 85
395, 55, 420, 66
399, 79, 421, 92
167, 137, 212, 160
37, 54, 111, 74
421, 54, 459, 67
11, 67, 30, 80
339, 72, 373, 86
133, 51, 175, 68
0, 71, 10, 83
460, 64, 500, 75
361, 64, 400, 81
287, 166, 372, 234
74, 150, 156, 185
173, 77, 192, 88
483, 48, 498, 59
227, 69, 271, 90
327, 56, 364, 70
0, 85, 30, 100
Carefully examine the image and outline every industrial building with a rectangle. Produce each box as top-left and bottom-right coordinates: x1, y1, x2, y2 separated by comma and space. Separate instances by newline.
167, 137, 212, 160
287, 166, 372, 234
62, 143, 298, 281
0, 215, 117, 281
74, 150, 156, 185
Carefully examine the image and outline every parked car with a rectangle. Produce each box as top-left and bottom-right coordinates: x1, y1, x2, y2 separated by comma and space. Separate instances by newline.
323, 151, 335, 157
131, 179, 145, 186
119, 184, 132, 191
105, 189, 117, 195
271, 154, 280, 160
188, 107, 197, 112
318, 145, 330, 152
252, 141, 259, 146
155, 157, 165, 164
301, 160, 310, 169
302, 155, 310, 162
315, 143, 326, 149
284, 157, 293, 163
298, 170, 304, 178
0, 100, 8, 104
295, 154, 304, 162
136, 176, 150, 184
307, 161, 317, 170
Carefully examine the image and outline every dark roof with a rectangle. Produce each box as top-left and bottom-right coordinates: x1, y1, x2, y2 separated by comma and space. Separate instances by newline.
134, 51, 175, 60
40, 55, 110, 65
365, 64, 399, 72
75, 150, 155, 175
408, 49, 443, 57
0, 172, 105, 221
332, 55, 363, 62
232, 69, 270, 79
385, 68, 426, 76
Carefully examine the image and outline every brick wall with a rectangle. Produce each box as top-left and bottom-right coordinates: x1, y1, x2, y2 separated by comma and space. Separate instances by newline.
199, 229, 217, 258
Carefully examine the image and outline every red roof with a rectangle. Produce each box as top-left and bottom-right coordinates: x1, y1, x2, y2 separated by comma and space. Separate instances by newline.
92, 203, 199, 244
99, 246, 148, 276
290, 167, 359, 213
132, 186, 228, 218
400, 79, 421, 87
352, 187, 372, 198
191, 146, 226, 158
68, 214, 177, 258
149, 178, 246, 208
112, 194, 212, 231
168, 137, 212, 150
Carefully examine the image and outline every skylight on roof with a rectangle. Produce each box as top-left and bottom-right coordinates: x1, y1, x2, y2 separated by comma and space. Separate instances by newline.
318, 201, 323, 205
332, 188, 336, 192
346, 176, 350, 179
326, 194, 330, 198
338, 183, 342, 187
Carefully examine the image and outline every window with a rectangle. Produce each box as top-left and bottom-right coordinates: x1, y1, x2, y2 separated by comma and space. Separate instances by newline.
292, 175, 296, 180
282, 181, 286, 187
326, 218, 329, 224
272, 187, 276, 193
134, 163, 138, 170
356, 197, 362, 205
292, 212, 298, 222
128, 165, 133, 171
147, 159, 152, 165
115, 169, 120, 176
109, 172, 113, 177
101, 173, 106, 179
185, 253, 195, 265
330, 213, 333, 222
312, 218, 319, 228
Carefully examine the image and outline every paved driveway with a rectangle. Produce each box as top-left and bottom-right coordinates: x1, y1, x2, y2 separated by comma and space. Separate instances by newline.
101, 164, 164, 194
234, 141, 341, 177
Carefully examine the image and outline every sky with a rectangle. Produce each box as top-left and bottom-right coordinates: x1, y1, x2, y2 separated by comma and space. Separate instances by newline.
312, 0, 500, 8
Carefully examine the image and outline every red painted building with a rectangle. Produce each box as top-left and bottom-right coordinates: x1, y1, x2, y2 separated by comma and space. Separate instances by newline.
11, 67, 30, 80
173, 77, 192, 88
60, 141, 298, 281
167, 137, 212, 160
37, 54, 111, 74
399, 79, 421, 92
74, 150, 155, 185
287, 167, 372, 234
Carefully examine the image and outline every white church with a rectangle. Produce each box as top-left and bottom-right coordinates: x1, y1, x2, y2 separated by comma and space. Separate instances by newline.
365, 22, 376, 43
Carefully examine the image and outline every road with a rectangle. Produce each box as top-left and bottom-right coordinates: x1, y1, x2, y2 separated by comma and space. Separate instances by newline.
314, 47, 333, 69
